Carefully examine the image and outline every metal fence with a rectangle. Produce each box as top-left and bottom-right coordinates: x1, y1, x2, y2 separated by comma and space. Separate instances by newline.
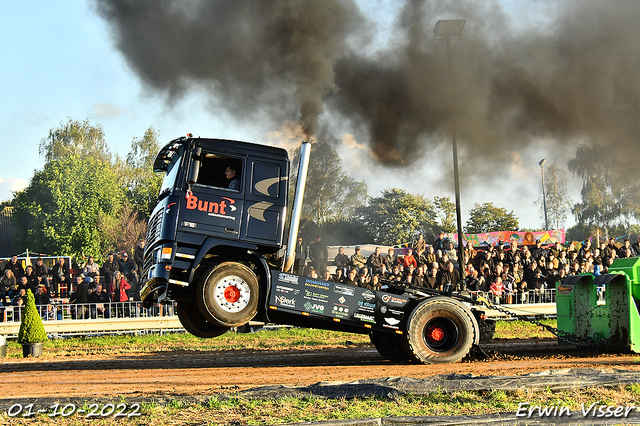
0, 301, 182, 338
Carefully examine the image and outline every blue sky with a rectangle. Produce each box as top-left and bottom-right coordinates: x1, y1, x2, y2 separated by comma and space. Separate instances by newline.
0, 0, 576, 232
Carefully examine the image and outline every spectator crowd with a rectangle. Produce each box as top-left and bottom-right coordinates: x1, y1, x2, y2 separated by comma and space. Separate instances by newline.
296, 232, 640, 304
0, 240, 145, 321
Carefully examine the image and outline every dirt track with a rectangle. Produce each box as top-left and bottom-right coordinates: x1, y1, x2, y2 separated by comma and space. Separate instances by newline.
1, 343, 640, 400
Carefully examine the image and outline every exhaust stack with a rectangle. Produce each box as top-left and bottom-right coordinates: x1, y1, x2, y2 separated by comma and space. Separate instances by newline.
282, 139, 312, 272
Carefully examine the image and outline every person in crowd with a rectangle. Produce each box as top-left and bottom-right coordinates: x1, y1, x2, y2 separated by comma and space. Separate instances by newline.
523, 261, 547, 302
23, 265, 38, 290
17, 275, 37, 296
370, 274, 382, 291
120, 252, 140, 301
1, 269, 17, 300
439, 262, 460, 292
332, 268, 344, 283
83, 256, 100, 278
413, 265, 426, 287
578, 239, 592, 261
333, 246, 350, 276
603, 238, 617, 259
367, 247, 383, 274
489, 276, 504, 304
102, 253, 120, 287
549, 241, 564, 259
505, 242, 520, 265
434, 232, 447, 254
110, 271, 131, 317
323, 270, 333, 282
33, 257, 50, 293
294, 237, 307, 275
358, 267, 371, 285
308, 267, 319, 279
309, 236, 328, 276
425, 246, 437, 266
52, 257, 71, 297
414, 248, 428, 268
618, 239, 636, 258
425, 265, 439, 290
357, 268, 372, 288
465, 266, 480, 292
378, 264, 390, 279
11, 288, 26, 321
403, 273, 413, 286
89, 282, 110, 318
530, 240, 545, 261
4, 254, 24, 279
444, 241, 458, 266
384, 248, 397, 271
12, 288, 27, 306
402, 248, 417, 270
344, 268, 358, 286
413, 233, 426, 253
69, 275, 90, 319
34, 285, 58, 320
350, 246, 367, 271
134, 239, 145, 276
388, 264, 402, 281
439, 253, 452, 272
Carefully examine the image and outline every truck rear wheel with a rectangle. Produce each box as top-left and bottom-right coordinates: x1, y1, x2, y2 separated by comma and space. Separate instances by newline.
197, 262, 260, 327
176, 302, 229, 338
403, 299, 475, 364
369, 331, 409, 361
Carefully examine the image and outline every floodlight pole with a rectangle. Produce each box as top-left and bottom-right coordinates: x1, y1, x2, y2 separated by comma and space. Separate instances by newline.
435, 19, 466, 279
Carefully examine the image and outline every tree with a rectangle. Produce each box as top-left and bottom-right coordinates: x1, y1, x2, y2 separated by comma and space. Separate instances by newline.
356, 188, 437, 246
568, 141, 630, 238
38, 118, 113, 164
98, 202, 147, 255
12, 155, 124, 258
535, 161, 573, 230
124, 126, 163, 219
464, 202, 519, 233
290, 141, 368, 224
433, 196, 457, 234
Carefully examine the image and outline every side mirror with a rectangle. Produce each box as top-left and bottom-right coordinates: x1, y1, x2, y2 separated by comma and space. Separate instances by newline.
187, 147, 202, 185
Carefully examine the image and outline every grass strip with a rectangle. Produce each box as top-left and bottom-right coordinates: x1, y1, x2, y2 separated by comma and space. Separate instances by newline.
2, 384, 638, 425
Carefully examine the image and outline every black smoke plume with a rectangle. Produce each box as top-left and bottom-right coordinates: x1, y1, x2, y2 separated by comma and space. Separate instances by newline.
96, 0, 640, 177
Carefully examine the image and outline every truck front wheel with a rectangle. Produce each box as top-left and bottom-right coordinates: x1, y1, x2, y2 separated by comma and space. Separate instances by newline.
403, 299, 475, 364
176, 302, 229, 338
197, 262, 260, 327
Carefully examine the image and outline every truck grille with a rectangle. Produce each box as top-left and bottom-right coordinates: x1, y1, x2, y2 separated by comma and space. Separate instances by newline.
146, 208, 163, 249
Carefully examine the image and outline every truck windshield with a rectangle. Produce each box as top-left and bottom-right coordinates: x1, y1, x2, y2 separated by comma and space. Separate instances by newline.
155, 141, 185, 198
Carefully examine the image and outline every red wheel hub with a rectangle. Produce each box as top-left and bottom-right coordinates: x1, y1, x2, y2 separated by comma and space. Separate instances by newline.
224, 285, 241, 304
427, 326, 445, 342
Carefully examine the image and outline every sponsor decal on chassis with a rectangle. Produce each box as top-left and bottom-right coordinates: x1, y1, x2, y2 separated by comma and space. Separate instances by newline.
333, 284, 355, 296
274, 295, 296, 308
353, 312, 376, 323
304, 301, 325, 314
278, 273, 299, 285
381, 294, 408, 306
304, 289, 329, 302
379, 305, 404, 316
357, 300, 376, 313
361, 290, 375, 301
275, 285, 299, 295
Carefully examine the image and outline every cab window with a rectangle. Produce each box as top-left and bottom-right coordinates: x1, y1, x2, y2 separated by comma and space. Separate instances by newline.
195, 153, 243, 191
